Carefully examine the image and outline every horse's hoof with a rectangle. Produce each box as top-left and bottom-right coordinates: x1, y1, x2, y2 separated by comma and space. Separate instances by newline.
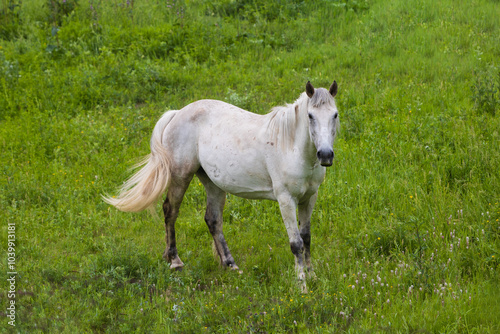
170, 264, 184, 271
229, 264, 243, 274
169, 257, 185, 271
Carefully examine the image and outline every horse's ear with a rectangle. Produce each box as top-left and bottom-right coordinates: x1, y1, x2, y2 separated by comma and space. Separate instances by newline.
306, 81, 315, 98
329, 81, 338, 97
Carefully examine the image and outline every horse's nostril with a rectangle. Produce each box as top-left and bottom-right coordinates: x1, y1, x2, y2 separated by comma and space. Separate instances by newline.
317, 150, 334, 160
317, 150, 334, 166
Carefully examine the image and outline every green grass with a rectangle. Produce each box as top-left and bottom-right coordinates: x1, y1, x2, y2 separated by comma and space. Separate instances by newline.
1, 0, 499, 332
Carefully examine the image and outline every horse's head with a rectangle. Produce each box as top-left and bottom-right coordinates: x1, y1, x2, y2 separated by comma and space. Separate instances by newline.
305, 81, 339, 167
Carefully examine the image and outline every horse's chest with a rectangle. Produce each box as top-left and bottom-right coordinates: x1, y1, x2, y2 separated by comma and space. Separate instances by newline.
282, 165, 325, 198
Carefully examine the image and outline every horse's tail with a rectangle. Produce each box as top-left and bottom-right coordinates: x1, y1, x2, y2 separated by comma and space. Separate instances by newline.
103, 111, 177, 213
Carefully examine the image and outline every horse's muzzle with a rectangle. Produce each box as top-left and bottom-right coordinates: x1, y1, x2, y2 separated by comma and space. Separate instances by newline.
317, 149, 334, 167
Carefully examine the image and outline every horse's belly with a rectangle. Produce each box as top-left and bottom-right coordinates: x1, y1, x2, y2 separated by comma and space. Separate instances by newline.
226, 187, 276, 201
200, 150, 275, 200
204, 163, 276, 200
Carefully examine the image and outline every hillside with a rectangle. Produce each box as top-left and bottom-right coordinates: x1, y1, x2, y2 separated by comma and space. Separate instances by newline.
1, 0, 499, 332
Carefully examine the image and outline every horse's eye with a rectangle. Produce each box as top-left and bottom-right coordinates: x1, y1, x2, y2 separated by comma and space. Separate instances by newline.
308, 113, 314, 120
333, 113, 338, 119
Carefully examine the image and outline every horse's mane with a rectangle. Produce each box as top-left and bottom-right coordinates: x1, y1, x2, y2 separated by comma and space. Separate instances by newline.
265, 102, 299, 150
265, 89, 334, 150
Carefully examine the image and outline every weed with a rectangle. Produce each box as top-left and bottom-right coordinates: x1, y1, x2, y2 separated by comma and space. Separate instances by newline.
472, 66, 499, 116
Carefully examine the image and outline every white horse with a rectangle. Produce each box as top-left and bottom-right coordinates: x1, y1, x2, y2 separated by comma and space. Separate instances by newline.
104, 81, 339, 291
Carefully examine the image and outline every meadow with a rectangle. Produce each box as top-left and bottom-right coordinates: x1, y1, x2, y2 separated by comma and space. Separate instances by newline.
1, 0, 499, 332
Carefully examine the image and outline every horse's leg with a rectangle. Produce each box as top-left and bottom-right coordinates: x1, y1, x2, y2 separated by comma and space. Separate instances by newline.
277, 192, 307, 293
298, 192, 318, 278
162, 178, 192, 270
196, 169, 239, 270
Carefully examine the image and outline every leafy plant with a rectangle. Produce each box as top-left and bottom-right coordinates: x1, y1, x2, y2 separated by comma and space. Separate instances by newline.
0, 0, 23, 40
472, 66, 499, 116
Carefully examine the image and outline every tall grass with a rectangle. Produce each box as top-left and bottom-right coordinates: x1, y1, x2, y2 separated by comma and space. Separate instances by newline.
1, 0, 499, 332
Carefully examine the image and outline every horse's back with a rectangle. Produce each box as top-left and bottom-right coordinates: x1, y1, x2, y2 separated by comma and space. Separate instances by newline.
182, 99, 262, 124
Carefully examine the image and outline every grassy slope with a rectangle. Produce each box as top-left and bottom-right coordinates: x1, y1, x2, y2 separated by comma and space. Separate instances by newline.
1, 0, 499, 332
